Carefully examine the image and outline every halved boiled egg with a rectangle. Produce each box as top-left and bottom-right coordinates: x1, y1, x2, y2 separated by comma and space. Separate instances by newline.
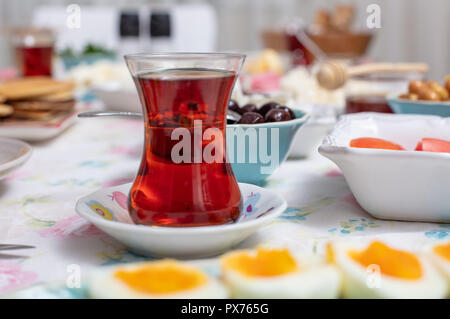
428, 241, 450, 288
331, 241, 447, 298
220, 247, 341, 298
88, 260, 228, 299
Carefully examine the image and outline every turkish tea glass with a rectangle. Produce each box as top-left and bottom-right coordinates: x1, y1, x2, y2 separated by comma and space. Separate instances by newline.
125, 53, 245, 227
10, 28, 54, 76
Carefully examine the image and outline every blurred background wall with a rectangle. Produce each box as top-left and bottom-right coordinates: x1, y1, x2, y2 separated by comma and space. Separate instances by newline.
1, 0, 449, 79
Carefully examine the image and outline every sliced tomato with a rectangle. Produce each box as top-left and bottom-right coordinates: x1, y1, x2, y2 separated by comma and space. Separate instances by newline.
349, 137, 405, 150
415, 141, 423, 151
420, 138, 450, 153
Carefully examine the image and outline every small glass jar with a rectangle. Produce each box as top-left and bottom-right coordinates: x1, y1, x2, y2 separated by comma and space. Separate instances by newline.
345, 71, 424, 114
10, 28, 55, 77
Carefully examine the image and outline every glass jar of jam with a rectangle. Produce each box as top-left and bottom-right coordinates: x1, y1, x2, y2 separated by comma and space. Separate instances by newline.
345, 71, 424, 114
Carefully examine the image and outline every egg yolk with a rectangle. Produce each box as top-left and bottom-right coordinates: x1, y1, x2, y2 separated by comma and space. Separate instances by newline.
114, 261, 207, 294
434, 242, 450, 262
222, 248, 298, 277
349, 241, 422, 280
326, 242, 335, 264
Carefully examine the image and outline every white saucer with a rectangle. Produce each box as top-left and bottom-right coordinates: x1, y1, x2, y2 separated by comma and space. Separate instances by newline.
0, 138, 32, 180
76, 183, 287, 258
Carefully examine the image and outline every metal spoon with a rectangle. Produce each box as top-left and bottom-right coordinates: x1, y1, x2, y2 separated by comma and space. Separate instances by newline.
77, 111, 143, 119
77, 110, 242, 122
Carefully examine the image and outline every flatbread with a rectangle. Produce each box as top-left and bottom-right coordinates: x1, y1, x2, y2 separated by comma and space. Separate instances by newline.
32, 90, 74, 102
9, 99, 75, 112
10, 109, 60, 121
0, 104, 13, 117
0, 77, 75, 100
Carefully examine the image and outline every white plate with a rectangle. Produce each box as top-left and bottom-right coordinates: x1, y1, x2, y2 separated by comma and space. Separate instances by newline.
319, 112, 450, 223
0, 110, 77, 142
92, 83, 141, 113
0, 138, 32, 180
76, 183, 287, 258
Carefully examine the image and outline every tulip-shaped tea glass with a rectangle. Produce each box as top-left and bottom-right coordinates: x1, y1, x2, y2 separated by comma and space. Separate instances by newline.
125, 53, 245, 227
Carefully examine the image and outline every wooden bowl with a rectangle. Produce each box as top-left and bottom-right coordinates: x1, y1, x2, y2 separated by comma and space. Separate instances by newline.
306, 31, 373, 58
261, 29, 289, 51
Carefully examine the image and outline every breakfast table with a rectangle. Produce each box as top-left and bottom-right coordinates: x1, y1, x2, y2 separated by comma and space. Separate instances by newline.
1, 101, 449, 296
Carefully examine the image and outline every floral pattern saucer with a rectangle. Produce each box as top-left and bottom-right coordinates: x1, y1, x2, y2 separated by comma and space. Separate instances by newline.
76, 183, 287, 259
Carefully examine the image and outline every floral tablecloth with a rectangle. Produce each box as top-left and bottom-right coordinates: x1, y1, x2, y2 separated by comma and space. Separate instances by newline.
1, 109, 449, 295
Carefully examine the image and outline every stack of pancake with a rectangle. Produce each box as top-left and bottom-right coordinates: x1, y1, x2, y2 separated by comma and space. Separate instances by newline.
0, 77, 76, 121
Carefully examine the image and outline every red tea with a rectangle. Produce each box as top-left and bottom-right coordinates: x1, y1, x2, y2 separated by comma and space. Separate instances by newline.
128, 68, 242, 227
16, 46, 53, 76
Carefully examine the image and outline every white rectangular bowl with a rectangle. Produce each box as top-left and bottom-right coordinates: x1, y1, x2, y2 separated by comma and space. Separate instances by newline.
319, 112, 450, 223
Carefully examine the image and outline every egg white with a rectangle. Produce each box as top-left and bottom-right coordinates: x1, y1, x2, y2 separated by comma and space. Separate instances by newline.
427, 242, 450, 289
333, 241, 448, 299
88, 262, 228, 299
221, 250, 341, 299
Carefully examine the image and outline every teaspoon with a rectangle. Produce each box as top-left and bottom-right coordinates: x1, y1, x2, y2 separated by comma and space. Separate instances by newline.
77, 110, 242, 122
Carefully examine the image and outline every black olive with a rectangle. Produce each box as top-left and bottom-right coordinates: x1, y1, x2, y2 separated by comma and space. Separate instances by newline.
241, 103, 258, 114
237, 112, 265, 124
277, 106, 296, 119
187, 102, 198, 111
228, 99, 241, 113
264, 108, 291, 122
258, 101, 279, 117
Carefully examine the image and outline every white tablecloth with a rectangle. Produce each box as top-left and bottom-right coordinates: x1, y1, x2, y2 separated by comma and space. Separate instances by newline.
1, 113, 449, 295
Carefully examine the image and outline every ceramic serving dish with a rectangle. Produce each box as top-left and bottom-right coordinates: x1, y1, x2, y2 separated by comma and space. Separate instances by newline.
76, 182, 287, 258
92, 83, 141, 113
319, 112, 450, 223
6, 259, 220, 299
227, 110, 309, 184
289, 104, 337, 158
0, 138, 32, 180
388, 94, 450, 117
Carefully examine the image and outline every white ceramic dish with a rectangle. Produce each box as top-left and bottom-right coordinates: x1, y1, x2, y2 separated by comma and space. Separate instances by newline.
76, 183, 287, 258
0, 110, 77, 142
319, 112, 450, 223
290, 104, 337, 158
0, 138, 32, 180
92, 83, 141, 113
6, 258, 219, 299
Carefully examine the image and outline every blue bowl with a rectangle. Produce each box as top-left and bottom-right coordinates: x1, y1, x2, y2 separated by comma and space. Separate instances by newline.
388, 94, 450, 117
226, 110, 309, 185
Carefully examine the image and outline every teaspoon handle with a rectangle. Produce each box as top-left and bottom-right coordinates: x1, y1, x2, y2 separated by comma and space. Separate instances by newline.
77, 111, 143, 119
78, 110, 241, 122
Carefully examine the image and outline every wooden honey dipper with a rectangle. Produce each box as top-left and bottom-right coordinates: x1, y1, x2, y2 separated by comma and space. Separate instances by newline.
316, 60, 429, 90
